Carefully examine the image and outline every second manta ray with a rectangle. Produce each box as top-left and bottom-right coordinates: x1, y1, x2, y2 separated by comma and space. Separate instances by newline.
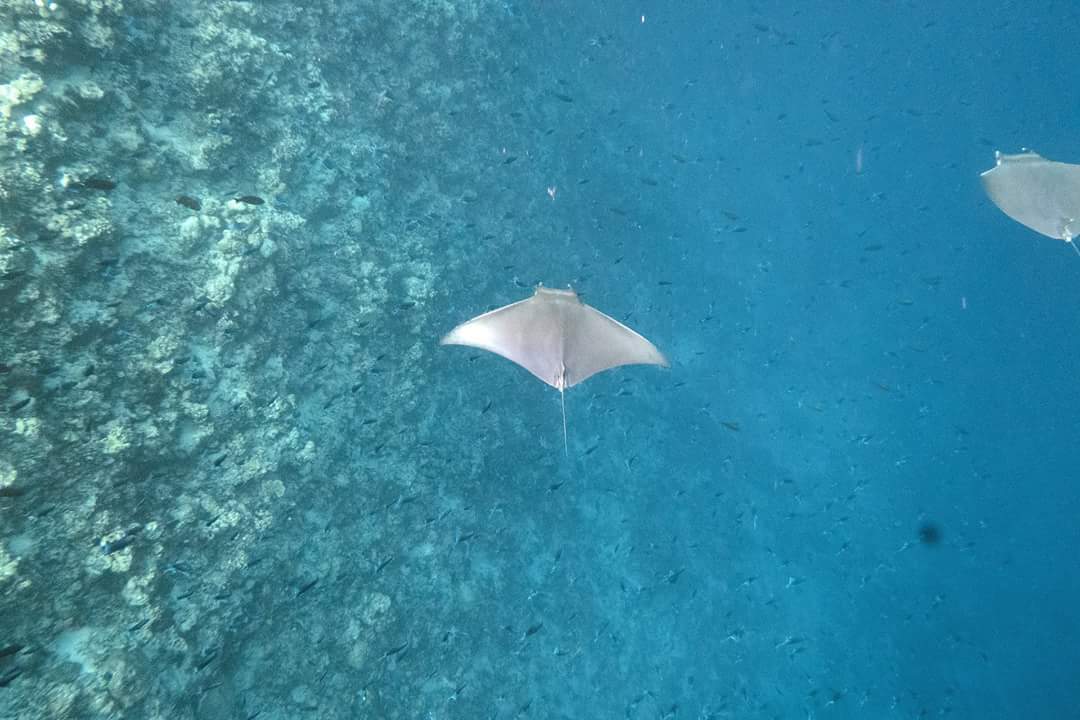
441, 285, 670, 454
981, 150, 1080, 255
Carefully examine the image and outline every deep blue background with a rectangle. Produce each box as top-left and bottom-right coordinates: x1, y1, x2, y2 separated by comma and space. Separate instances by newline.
9, 1, 1079, 717
441, 1, 1080, 716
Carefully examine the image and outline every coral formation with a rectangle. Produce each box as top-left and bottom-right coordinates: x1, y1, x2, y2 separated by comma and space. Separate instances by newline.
1, 0, 533, 717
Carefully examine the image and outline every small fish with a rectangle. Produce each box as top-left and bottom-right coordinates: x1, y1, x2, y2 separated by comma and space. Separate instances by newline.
296, 577, 319, 597
100, 525, 142, 555
524, 621, 543, 637
176, 195, 202, 211
0, 668, 22, 688
195, 650, 217, 671
100, 534, 135, 555
76, 178, 117, 191
383, 641, 408, 658
234, 195, 265, 205
552, 92, 574, 103
720, 420, 741, 432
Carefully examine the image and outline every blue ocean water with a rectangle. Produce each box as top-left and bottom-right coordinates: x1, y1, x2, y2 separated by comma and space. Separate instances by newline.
1, 1, 1079, 718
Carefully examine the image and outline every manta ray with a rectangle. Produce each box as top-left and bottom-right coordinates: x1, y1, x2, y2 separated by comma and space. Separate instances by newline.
441, 285, 669, 454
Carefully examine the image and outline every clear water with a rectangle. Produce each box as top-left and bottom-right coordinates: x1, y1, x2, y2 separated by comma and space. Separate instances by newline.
1, 1, 1078, 718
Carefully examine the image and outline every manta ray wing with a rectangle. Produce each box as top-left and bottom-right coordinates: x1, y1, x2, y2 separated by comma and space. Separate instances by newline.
440, 286, 669, 389
561, 299, 670, 387
981, 150, 1080, 242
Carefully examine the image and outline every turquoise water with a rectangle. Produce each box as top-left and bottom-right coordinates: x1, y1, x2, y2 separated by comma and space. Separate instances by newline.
1, 1, 1078, 718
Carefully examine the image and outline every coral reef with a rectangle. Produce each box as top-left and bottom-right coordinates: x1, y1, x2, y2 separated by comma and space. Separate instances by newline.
1, 1, 543, 717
